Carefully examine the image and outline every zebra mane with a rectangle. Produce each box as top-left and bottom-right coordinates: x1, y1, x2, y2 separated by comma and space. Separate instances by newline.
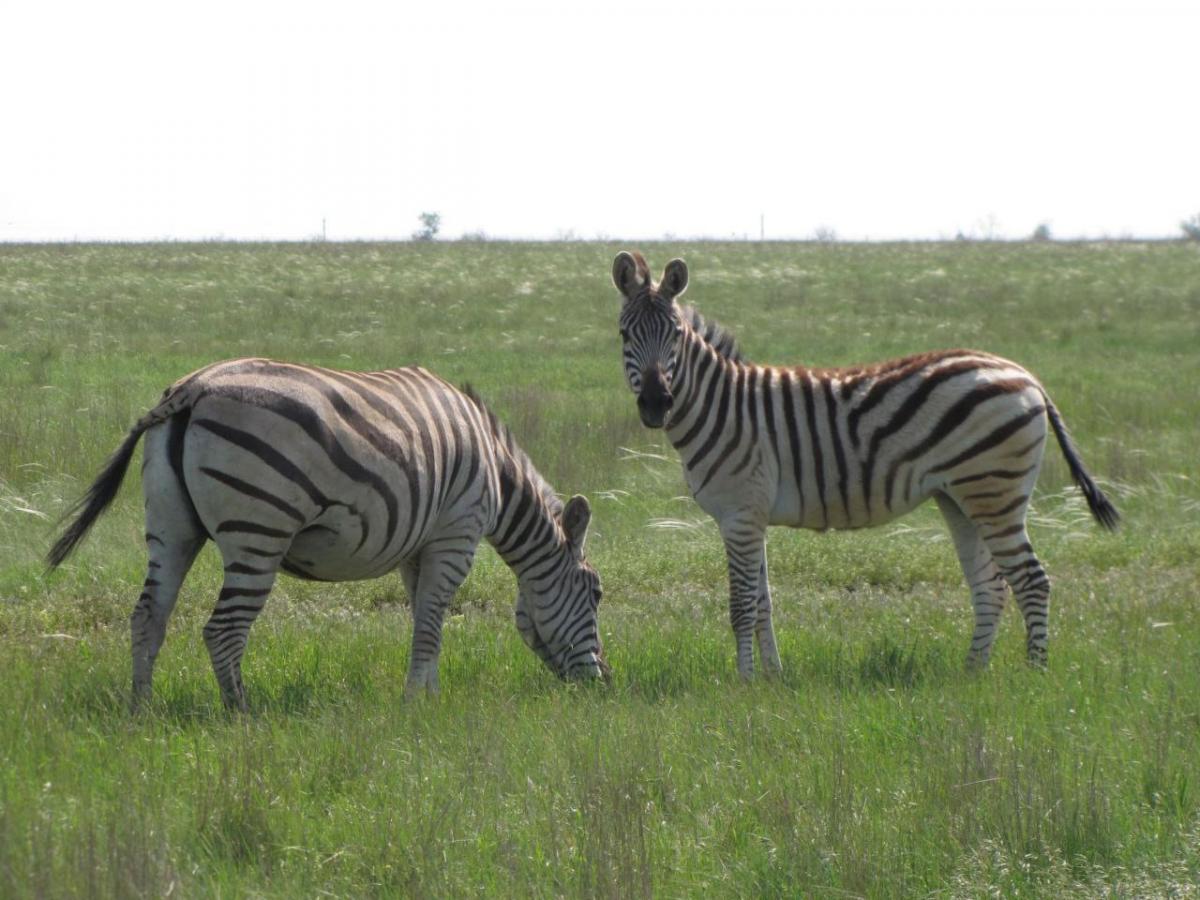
460, 383, 565, 520
680, 304, 746, 363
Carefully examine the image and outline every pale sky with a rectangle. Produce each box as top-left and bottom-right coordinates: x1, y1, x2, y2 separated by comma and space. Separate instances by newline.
3, 0, 1197, 242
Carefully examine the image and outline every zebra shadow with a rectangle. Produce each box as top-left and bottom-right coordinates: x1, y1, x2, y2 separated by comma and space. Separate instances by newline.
58, 666, 382, 725
788, 635, 960, 693
616, 635, 958, 703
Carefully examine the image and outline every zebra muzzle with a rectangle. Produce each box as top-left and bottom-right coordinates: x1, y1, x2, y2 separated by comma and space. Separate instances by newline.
637, 370, 673, 429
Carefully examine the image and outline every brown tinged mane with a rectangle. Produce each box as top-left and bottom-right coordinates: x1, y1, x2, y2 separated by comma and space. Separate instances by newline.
680, 305, 746, 364
459, 383, 565, 521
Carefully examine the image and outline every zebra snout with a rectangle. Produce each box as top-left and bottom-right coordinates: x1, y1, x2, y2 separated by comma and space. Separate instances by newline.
637, 393, 673, 429
637, 370, 673, 429
567, 656, 610, 684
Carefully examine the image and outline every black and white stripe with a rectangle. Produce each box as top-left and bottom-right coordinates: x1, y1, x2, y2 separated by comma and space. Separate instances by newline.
613, 251, 1118, 677
49, 358, 607, 709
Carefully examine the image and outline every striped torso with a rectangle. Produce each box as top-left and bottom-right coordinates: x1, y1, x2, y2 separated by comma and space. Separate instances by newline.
171, 358, 504, 581
664, 343, 1047, 530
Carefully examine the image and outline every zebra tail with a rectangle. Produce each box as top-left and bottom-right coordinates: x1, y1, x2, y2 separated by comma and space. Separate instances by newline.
1044, 397, 1120, 531
47, 384, 197, 568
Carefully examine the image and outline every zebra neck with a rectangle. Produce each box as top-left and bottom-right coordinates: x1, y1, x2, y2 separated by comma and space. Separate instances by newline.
485, 452, 569, 580
665, 327, 737, 438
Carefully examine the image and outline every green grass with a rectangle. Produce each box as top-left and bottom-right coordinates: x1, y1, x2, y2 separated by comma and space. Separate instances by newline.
1, 240, 1198, 897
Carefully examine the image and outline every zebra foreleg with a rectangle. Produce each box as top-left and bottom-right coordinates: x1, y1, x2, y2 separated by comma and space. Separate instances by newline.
720, 516, 768, 680
935, 494, 1009, 670
203, 549, 282, 711
755, 550, 783, 676
405, 543, 476, 697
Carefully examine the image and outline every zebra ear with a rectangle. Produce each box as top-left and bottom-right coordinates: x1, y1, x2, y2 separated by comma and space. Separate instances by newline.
612, 251, 649, 301
561, 494, 592, 554
659, 258, 689, 302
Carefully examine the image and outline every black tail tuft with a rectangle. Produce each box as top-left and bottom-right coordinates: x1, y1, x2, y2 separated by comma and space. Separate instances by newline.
47, 425, 149, 568
1045, 400, 1120, 532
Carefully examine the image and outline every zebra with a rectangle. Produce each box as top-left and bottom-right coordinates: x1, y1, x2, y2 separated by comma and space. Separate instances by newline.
48, 357, 608, 709
612, 250, 1118, 678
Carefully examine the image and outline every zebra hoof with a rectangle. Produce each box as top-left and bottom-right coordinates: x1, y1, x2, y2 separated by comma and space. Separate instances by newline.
964, 654, 991, 673
129, 688, 152, 715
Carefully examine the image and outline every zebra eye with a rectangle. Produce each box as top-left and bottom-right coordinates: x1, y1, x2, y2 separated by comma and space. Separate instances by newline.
619, 329, 630, 342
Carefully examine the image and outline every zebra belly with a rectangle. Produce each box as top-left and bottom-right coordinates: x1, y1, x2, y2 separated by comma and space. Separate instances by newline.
283, 506, 395, 581
766, 482, 848, 530
767, 475, 929, 530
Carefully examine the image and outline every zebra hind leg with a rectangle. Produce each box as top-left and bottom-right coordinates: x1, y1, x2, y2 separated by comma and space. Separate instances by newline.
132, 425, 207, 710
203, 542, 285, 711
984, 522, 1050, 668
934, 493, 1009, 670
131, 535, 204, 709
948, 485, 1050, 668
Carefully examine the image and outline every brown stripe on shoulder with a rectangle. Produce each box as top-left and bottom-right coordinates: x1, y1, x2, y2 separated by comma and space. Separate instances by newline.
837, 349, 992, 383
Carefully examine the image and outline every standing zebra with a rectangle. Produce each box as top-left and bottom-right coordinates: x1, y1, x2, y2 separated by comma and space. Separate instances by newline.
48, 358, 608, 709
612, 251, 1117, 677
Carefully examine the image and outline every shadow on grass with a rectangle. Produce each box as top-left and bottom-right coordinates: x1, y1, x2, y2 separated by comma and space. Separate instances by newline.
57, 654, 578, 726
46, 628, 962, 723
610, 633, 961, 703
853, 636, 940, 689
53, 664, 383, 727
791, 635, 957, 693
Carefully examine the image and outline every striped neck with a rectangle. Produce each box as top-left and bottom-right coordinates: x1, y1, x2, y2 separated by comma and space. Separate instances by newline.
664, 323, 739, 439
679, 304, 744, 363
487, 449, 571, 579
460, 386, 568, 573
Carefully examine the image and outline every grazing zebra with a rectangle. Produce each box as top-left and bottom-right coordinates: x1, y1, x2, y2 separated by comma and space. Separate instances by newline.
612, 251, 1118, 677
48, 358, 608, 709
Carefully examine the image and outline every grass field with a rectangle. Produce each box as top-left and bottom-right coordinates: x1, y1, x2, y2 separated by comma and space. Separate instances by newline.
1, 240, 1198, 897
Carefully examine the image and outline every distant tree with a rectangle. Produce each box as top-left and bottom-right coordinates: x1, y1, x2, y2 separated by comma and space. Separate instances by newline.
1181, 214, 1200, 241
813, 225, 838, 244
459, 229, 488, 242
413, 212, 441, 242
1031, 222, 1052, 242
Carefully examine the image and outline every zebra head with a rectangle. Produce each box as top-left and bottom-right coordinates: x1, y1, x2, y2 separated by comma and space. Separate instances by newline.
514, 495, 610, 682
612, 251, 690, 429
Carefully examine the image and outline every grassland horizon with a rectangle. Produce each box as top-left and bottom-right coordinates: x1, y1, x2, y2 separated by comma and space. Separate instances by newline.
1, 241, 1197, 897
